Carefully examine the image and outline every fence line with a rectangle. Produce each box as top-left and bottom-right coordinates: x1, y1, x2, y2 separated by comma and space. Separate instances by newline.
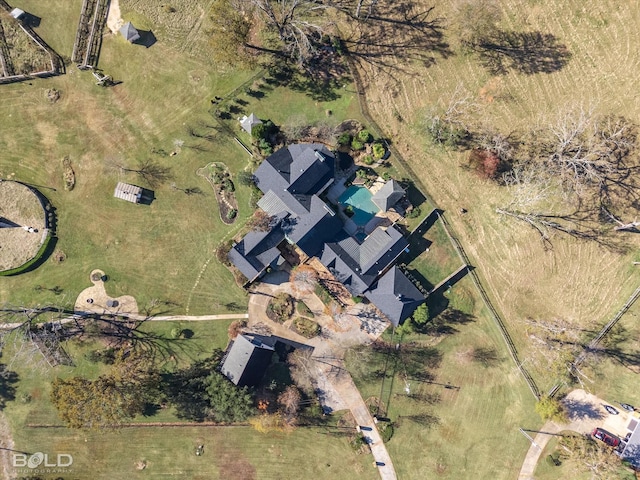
344, 52, 541, 399
547, 284, 640, 397
0, 1, 63, 84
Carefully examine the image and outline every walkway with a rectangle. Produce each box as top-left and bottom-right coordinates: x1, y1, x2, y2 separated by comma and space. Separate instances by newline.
0, 313, 248, 330
247, 272, 397, 480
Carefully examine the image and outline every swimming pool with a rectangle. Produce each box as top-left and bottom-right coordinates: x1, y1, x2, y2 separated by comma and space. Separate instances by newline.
338, 185, 380, 226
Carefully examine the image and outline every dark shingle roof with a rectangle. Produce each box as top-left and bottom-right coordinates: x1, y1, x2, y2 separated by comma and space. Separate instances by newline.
220, 334, 275, 387
320, 226, 408, 295
285, 196, 342, 257
254, 144, 335, 197
372, 180, 405, 211
364, 266, 425, 326
228, 226, 285, 282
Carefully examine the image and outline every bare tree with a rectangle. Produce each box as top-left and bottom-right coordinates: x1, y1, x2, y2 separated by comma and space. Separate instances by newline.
289, 265, 318, 294
288, 348, 316, 395
247, 0, 332, 64
112, 159, 173, 188
277, 384, 302, 422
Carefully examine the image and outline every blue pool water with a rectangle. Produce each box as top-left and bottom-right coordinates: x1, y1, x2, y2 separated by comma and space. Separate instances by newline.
338, 185, 380, 226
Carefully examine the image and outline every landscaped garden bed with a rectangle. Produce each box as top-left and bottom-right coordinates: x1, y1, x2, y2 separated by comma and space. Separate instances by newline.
291, 317, 320, 338
197, 162, 239, 224
266, 292, 295, 323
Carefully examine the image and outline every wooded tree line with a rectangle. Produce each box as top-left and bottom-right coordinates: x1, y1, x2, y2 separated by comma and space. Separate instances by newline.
50, 347, 310, 429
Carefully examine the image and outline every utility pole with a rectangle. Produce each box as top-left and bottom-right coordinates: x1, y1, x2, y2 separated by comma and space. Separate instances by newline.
519, 428, 541, 450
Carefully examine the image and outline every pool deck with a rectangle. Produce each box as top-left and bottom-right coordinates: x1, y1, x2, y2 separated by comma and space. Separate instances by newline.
328, 174, 404, 242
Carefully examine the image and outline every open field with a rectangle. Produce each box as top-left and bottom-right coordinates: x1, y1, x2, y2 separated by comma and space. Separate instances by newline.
8, 423, 378, 480
347, 276, 539, 479
355, 0, 640, 391
0, 0, 363, 314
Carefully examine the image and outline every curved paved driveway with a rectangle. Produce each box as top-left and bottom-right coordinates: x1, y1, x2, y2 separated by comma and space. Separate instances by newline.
519, 389, 632, 479
248, 275, 397, 480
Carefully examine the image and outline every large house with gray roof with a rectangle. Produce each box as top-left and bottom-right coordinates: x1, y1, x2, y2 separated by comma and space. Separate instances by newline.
228, 143, 425, 326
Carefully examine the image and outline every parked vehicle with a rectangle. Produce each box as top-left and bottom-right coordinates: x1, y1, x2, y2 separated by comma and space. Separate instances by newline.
602, 404, 620, 415
618, 402, 636, 412
592, 428, 621, 447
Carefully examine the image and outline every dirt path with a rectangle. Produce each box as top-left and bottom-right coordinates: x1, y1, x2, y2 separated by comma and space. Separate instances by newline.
0, 412, 15, 480
0, 313, 248, 330
106, 0, 122, 34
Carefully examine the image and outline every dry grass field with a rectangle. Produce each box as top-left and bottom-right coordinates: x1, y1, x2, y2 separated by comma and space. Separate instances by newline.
352, 0, 640, 389
0, 181, 46, 270
0, 10, 51, 76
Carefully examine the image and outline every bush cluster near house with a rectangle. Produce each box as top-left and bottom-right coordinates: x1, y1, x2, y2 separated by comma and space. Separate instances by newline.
266, 292, 295, 323
292, 317, 320, 338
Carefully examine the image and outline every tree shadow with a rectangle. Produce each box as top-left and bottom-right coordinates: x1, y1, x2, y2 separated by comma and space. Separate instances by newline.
423, 308, 475, 337
0, 364, 18, 409
563, 398, 605, 421
341, 4, 453, 80
473, 30, 571, 75
399, 411, 440, 428
267, 54, 349, 102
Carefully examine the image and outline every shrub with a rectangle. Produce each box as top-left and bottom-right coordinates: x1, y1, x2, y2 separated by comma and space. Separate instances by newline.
352, 296, 363, 304
19, 392, 32, 404
171, 327, 184, 339
266, 293, 295, 322
227, 209, 237, 220
382, 172, 391, 181
358, 129, 372, 143
344, 205, 354, 217
251, 123, 266, 139
372, 143, 386, 159
535, 396, 567, 422
356, 169, 368, 179
362, 155, 374, 165
468, 149, 503, 179
292, 317, 320, 338
351, 139, 364, 151
258, 138, 273, 155
406, 206, 421, 218
380, 422, 394, 443
350, 435, 366, 451
337, 132, 352, 146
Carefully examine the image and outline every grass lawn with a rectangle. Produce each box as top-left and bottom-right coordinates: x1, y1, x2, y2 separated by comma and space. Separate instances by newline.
0, 0, 362, 316
347, 276, 539, 479
576, 299, 640, 405
355, 0, 640, 392
9, 424, 378, 480
401, 216, 465, 291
